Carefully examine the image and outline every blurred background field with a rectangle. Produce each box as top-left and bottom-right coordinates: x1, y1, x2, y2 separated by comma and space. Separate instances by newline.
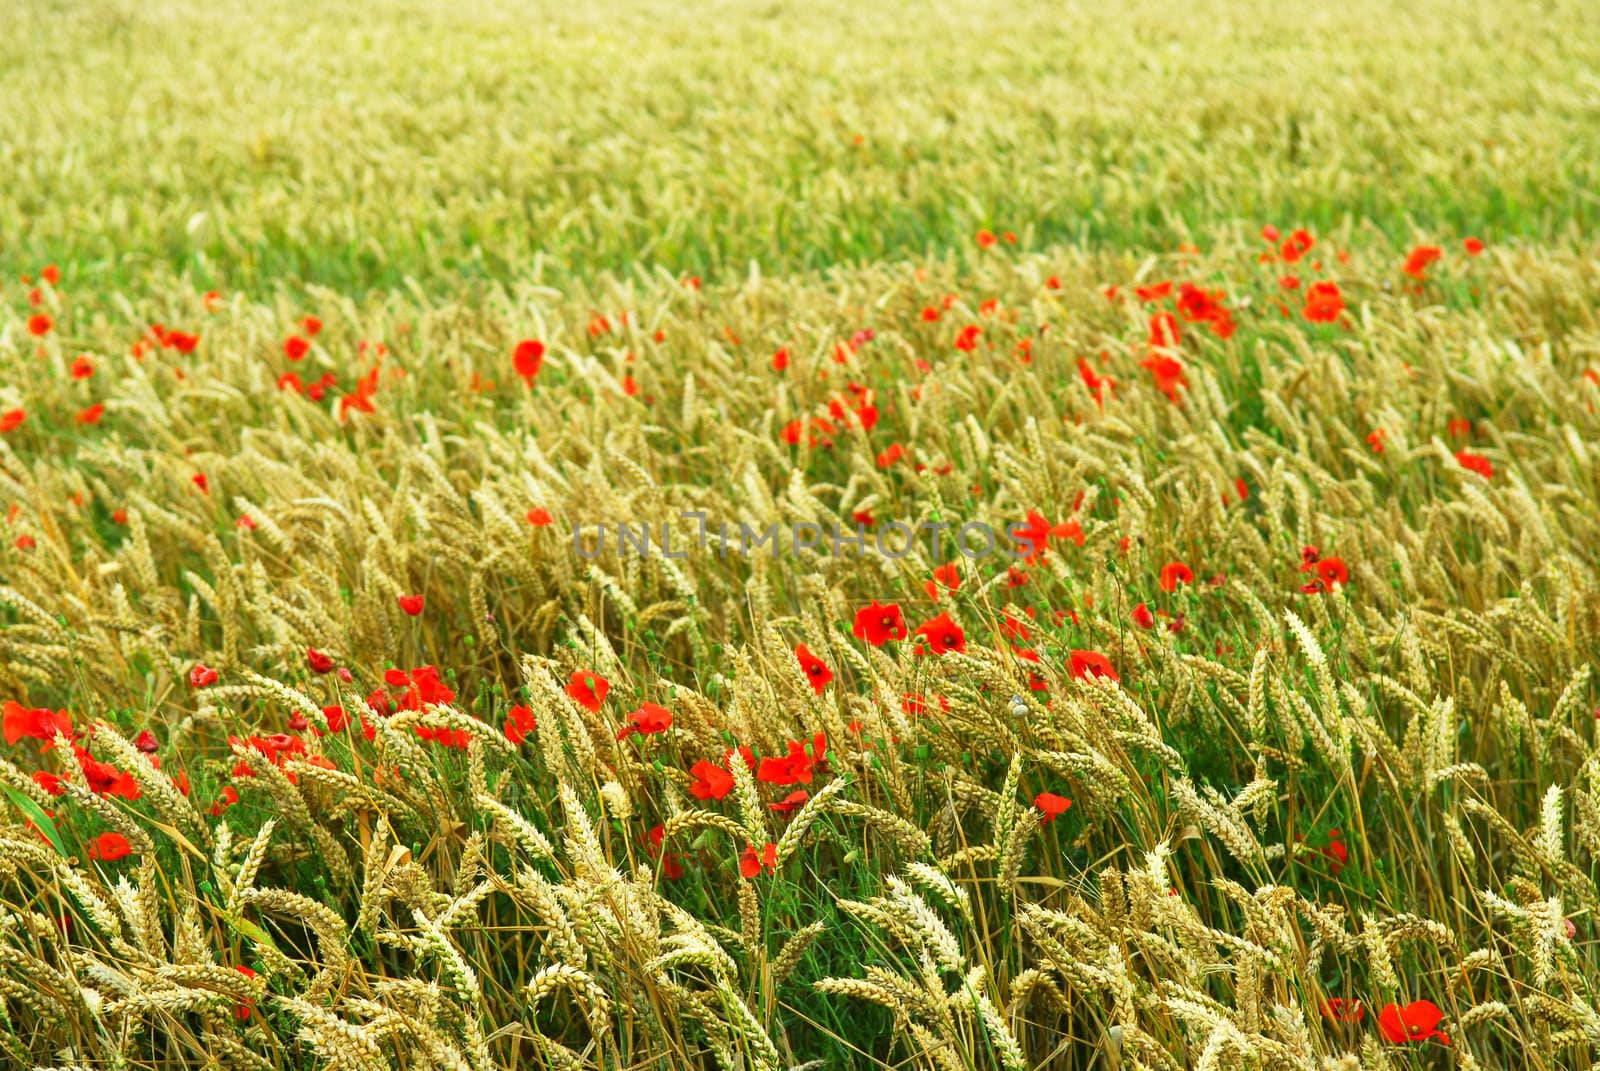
5, 0, 1600, 294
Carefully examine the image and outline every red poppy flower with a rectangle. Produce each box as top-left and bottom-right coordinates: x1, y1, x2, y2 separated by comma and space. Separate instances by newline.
1323, 998, 1365, 1024
230, 733, 307, 769
284, 336, 310, 361
189, 664, 218, 688
644, 824, 685, 880
1077, 356, 1115, 406
367, 688, 396, 717
211, 785, 240, 815
689, 759, 735, 801
1319, 831, 1349, 873
339, 364, 381, 418
87, 832, 133, 862
770, 789, 809, 813
756, 734, 827, 786
381, 666, 455, 712
1141, 352, 1187, 402
739, 841, 779, 878
975, 229, 998, 248
192, 473, 209, 494
852, 601, 906, 646
513, 340, 545, 383
230, 964, 258, 1019
1402, 245, 1443, 280
306, 648, 335, 674
1034, 792, 1072, 822
69, 355, 94, 379
1302, 281, 1345, 323
793, 645, 833, 694
503, 704, 537, 745
135, 729, 158, 753
412, 720, 475, 749
0, 409, 24, 433
1463, 237, 1484, 255
1011, 510, 1084, 564
1148, 311, 1181, 349
3, 701, 73, 747
770, 347, 789, 371
301, 316, 323, 337
1069, 650, 1119, 683
1316, 557, 1349, 589
1135, 281, 1173, 303
1159, 561, 1194, 593
998, 614, 1032, 644
76, 404, 105, 425
914, 612, 966, 655
526, 508, 554, 526
1279, 229, 1314, 262
32, 770, 64, 796
617, 703, 672, 740
322, 705, 350, 733
1455, 450, 1493, 479
27, 314, 51, 337
1131, 603, 1156, 629
714, 746, 754, 778
1378, 1000, 1449, 1046
925, 561, 961, 599
565, 670, 609, 713
1175, 282, 1231, 335
397, 594, 425, 615
75, 748, 140, 798
954, 324, 981, 352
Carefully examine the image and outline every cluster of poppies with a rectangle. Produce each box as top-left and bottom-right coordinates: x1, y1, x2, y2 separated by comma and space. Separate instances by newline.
1323, 998, 1451, 1047
4, 700, 170, 860
1106, 275, 1235, 406
847, 590, 1120, 692
5, 701, 144, 802
273, 316, 388, 418
1297, 547, 1350, 595
1258, 227, 1347, 324
780, 382, 879, 450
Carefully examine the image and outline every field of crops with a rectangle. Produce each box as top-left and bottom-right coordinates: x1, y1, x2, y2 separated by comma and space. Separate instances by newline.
5, 0, 1600, 1068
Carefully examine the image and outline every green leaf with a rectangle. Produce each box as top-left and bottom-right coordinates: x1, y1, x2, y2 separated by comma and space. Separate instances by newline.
225, 912, 287, 960
2, 784, 65, 857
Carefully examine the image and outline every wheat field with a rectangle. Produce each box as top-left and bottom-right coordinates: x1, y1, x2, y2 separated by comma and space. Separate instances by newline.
4, 0, 1600, 1068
